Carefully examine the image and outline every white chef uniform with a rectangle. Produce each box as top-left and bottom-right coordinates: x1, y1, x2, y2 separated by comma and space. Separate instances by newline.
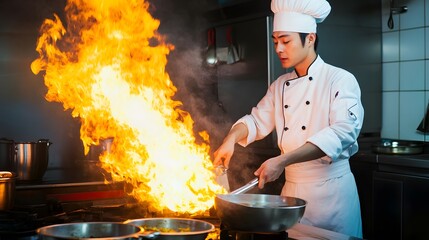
235, 56, 363, 238
232, 0, 364, 237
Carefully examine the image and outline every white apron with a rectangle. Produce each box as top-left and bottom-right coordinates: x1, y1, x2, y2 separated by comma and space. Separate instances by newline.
283, 160, 362, 238
235, 56, 364, 238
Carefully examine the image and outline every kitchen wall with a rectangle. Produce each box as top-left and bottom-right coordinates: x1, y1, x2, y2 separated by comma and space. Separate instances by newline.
381, 0, 429, 141
0, 0, 85, 170
318, 0, 382, 135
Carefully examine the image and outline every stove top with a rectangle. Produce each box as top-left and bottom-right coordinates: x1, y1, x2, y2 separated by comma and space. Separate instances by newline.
0, 202, 138, 239
0, 205, 361, 240
6, 179, 361, 240
219, 227, 289, 240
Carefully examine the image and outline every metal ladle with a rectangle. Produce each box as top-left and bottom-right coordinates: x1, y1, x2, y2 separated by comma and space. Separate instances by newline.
206, 28, 218, 66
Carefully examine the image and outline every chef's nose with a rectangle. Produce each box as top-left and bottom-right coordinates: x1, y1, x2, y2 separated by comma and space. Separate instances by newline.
275, 43, 284, 53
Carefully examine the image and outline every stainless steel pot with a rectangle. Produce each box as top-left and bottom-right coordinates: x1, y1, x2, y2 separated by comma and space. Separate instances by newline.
0, 171, 17, 210
14, 139, 52, 181
86, 137, 113, 161
372, 139, 424, 155
124, 218, 215, 240
37, 222, 159, 239
214, 194, 306, 232
0, 138, 15, 171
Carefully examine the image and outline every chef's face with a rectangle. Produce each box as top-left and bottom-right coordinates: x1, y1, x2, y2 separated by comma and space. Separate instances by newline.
272, 31, 314, 70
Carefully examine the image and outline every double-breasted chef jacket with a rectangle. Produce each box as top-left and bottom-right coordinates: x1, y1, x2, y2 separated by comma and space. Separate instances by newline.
235, 56, 364, 238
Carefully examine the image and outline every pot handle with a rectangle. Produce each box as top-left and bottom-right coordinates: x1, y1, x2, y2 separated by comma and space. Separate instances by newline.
38, 139, 53, 146
0, 137, 14, 143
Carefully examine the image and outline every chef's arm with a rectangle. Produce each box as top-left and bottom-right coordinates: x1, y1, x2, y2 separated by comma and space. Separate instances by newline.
213, 123, 248, 168
255, 142, 325, 188
285, 142, 326, 165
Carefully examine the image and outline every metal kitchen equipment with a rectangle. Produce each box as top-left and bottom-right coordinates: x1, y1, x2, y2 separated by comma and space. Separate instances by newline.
124, 218, 215, 240
14, 139, 52, 181
371, 139, 424, 155
214, 193, 306, 233
229, 177, 258, 194
1, 184, 352, 239
387, 0, 408, 29
205, 28, 217, 66
214, 165, 230, 192
37, 222, 159, 239
0, 171, 17, 210
226, 26, 240, 64
86, 137, 114, 160
0, 138, 15, 171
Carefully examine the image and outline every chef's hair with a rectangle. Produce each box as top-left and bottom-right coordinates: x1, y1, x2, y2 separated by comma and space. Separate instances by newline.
299, 33, 319, 51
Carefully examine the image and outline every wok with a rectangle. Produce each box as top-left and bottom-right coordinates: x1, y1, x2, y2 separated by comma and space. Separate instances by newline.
124, 218, 215, 240
37, 222, 158, 239
215, 193, 306, 233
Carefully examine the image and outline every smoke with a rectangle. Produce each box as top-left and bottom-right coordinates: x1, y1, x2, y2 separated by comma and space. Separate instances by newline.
146, 1, 286, 194
149, 0, 232, 150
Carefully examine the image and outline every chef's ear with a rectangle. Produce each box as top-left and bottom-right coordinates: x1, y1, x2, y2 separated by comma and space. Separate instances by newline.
307, 33, 316, 46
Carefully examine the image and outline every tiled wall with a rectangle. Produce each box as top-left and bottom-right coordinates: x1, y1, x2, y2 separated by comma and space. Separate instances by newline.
381, 0, 429, 141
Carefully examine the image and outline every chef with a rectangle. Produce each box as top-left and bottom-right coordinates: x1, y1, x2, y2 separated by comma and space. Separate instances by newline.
213, 0, 364, 237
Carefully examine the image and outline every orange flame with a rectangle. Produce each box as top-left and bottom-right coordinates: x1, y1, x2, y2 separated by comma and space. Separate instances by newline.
31, 0, 226, 214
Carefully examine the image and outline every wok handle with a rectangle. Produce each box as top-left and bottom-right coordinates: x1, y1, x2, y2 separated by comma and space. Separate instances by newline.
230, 177, 259, 194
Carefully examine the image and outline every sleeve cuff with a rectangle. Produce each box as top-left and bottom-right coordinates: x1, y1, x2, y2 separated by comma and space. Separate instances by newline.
307, 127, 342, 160
233, 115, 257, 147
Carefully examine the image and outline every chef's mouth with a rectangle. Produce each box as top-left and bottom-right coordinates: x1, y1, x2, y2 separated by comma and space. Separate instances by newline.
280, 58, 291, 67
278, 55, 288, 61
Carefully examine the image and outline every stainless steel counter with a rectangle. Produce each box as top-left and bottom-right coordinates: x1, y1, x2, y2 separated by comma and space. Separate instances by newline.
288, 223, 362, 240
351, 150, 429, 178
378, 153, 429, 168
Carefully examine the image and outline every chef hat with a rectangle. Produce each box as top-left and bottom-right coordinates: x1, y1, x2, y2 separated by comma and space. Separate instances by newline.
271, 0, 331, 33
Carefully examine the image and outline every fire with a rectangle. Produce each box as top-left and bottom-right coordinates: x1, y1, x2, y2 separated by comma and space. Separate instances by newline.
31, 0, 226, 214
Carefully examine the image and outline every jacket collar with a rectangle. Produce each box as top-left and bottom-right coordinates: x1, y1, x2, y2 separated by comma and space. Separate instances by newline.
293, 55, 324, 79
307, 55, 324, 76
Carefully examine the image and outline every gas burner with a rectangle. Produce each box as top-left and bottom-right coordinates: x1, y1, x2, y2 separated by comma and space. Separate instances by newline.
220, 230, 288, 240
0, 210, 39, 238
219, 224, 288, 240
0, 202, 133, 239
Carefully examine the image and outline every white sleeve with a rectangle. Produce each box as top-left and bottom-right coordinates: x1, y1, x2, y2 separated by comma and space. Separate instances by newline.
232, 82, 278, 147
308, 71, 364, 161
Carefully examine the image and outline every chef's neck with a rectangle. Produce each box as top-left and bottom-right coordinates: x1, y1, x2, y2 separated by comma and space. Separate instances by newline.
295, 51, 317, 77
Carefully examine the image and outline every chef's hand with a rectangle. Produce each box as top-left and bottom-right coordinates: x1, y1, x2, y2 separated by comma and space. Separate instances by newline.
214, 123, 248, 168
254, 155, 286, 189
213, 136, 235, 169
